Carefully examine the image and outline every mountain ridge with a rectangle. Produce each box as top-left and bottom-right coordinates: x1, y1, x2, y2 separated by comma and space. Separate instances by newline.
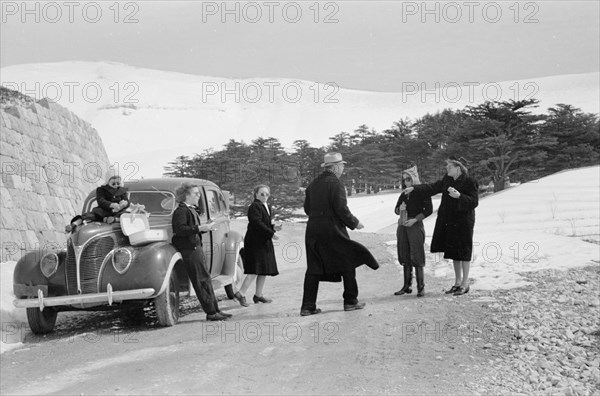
1, 61, 598, 178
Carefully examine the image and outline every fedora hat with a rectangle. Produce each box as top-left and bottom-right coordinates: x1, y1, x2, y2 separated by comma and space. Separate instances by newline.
321, 152, 347, 167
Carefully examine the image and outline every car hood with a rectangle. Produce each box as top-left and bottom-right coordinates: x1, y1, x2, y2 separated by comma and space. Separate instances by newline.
70, 222, 120, 246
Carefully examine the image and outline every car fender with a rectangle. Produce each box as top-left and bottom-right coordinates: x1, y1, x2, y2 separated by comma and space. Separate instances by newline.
154, 251, 182, 297
98, 242, 182, 297
13, 249, 68, 298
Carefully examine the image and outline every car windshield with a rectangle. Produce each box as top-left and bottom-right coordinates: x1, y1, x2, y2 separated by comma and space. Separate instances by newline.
128, 191, 177, 216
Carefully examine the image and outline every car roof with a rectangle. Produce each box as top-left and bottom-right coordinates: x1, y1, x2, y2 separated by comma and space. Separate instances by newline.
124, 178, 219, 192
82, 177, 221, 203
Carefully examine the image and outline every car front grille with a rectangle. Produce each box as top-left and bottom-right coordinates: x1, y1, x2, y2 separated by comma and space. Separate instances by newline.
66, 243, 76, 294
65, 237, 115, 294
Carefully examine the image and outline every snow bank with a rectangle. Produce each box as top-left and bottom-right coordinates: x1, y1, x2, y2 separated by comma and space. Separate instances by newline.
1, 261, 27, 354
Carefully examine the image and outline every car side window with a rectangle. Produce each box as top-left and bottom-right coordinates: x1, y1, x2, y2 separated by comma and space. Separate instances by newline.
217, 191, 228, 213
206, 190, 219, 217
196, 192, 206, 216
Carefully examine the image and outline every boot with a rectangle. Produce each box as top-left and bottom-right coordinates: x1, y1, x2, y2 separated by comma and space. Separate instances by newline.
416, 267, 425, 297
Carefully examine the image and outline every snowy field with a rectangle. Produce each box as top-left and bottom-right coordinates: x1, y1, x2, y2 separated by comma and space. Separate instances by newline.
1, 165, 598, 353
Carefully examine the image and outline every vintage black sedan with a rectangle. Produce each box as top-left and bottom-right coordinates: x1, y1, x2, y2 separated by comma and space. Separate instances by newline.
13, 178, 245, 334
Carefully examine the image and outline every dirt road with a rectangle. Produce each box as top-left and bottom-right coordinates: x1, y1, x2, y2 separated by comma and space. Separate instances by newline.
1, 222, 500, 395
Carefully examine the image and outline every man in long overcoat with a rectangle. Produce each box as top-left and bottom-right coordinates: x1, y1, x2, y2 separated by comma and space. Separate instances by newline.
300, 152, 379, 316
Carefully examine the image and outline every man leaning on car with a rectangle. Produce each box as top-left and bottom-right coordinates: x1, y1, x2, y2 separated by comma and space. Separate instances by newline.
172, 182, 233, 321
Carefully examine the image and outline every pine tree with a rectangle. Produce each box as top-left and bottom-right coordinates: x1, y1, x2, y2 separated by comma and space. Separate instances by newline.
540, 104, 600, 175
163, 155, 193, 177
460, 99, 552, 191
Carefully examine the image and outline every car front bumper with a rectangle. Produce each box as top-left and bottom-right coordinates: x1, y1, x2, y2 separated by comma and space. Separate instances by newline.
13, 284, 156, 310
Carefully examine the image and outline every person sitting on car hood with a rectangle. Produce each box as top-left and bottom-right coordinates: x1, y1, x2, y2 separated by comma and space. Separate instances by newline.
91, 175, 130, 223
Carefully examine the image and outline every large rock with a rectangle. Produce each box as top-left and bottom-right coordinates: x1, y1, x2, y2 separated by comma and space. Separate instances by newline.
1, 89, 110, 261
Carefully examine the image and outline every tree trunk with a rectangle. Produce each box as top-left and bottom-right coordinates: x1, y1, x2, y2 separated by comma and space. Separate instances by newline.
493, 176, 506, 192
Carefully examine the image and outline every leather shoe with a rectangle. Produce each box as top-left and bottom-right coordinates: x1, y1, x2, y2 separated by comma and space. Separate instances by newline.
234, 292, 249, 307
453, 286, 470, 296
394, 287, 412, 295
300, 307, 322, 316
206, 312, 229, 321
218, 311, 232, 318
445, 285, 460, 294
417, 289, 425, 297
344, 301, 366, 311
253, 295, 273, 304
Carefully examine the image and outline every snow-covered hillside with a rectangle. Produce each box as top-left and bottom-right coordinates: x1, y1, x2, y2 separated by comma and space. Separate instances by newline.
1, 62, 598, 178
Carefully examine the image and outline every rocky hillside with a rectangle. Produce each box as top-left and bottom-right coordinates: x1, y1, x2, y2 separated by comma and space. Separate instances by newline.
0, 86, 34, 109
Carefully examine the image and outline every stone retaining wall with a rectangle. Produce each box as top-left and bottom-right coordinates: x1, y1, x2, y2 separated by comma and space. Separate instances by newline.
0, 98, 110, 261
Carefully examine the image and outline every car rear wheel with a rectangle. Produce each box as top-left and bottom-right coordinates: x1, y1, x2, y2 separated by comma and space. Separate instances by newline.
155, 270, 180, 326
26, 307, 57, 334
225, 247, 245, 299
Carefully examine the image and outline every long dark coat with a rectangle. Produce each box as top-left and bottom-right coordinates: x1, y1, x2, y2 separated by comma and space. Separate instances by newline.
243, 200, 278, 276
304, 170, 379, 281
414, 174, 478, 261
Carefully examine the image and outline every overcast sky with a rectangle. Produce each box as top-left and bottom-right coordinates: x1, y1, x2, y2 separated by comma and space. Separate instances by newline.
1, 1, 598, 92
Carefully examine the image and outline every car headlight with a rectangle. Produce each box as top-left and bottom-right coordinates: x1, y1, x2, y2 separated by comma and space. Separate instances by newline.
112, 248, 132, 274
40, 252, 59, 278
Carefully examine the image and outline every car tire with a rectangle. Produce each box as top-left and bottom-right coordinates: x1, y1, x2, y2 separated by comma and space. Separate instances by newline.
155, 270, 180, 327
224, 247, 245, 299
26, 307, 57, 334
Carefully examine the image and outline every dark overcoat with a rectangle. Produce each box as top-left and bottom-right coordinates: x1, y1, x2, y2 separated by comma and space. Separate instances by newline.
96, 184, 129, 211
414, 174, 478, 261
243, 200, 278, 276
304, 170, 379, 280
92, 184, 129, 220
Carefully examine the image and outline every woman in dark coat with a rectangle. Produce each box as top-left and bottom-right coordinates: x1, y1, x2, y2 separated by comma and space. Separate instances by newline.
234, 184, 280, 307
394, 166, 433, 297
406, 157, 478, 296
300, 152, 379, 316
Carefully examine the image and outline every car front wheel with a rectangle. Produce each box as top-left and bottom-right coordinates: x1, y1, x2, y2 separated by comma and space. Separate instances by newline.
155, 270, 180, 326
26, 307, 57, 334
